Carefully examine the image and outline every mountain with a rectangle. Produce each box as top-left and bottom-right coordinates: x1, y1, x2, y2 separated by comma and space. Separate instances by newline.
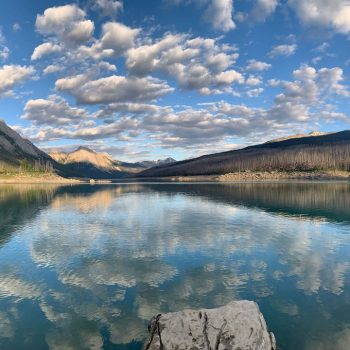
50, 146, 116, 170
0, 119, 58, 173
138, 130, 350, 178
50, 148, 177, 179
50, 147, 149, 179
0, 121, 141, 179
138, 157, 176, 168
266, 131, 328, 144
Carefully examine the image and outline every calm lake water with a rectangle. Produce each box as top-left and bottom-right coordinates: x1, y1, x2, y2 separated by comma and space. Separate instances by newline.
0, 183, 350, 350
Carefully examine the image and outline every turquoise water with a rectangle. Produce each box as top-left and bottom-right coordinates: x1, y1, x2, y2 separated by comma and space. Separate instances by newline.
0, 183, 350, 349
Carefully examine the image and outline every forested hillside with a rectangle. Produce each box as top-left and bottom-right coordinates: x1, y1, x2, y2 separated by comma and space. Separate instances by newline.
138, 131, 350, 177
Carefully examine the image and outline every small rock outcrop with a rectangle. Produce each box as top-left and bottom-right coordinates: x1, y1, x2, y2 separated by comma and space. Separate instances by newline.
143, 301, 276, 350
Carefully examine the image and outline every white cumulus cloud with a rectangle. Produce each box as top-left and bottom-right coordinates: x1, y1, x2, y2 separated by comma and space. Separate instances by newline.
126, 33, 240, 93
246, 59, 272, 71
251, 0, 278, 22
289, 0, 350, 34
268, 43, 297, 57
31, 42, 62, 61
55, 74, 174, 104
92, 0, 123, 18
0, 65, 35, 97
204, 0, 236, 32
21, 95, 90, 126
36, 4, 94, 46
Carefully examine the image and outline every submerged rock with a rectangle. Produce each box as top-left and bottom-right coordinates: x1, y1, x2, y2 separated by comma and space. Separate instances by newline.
143, 300, 276, 350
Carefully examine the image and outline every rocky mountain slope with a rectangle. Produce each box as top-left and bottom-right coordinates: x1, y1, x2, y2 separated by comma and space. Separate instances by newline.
50, 147, 116, 170
0, 121, 139, 178
50, 147, 177, 179
50, 147, 146, 179
0, 119, 57, 172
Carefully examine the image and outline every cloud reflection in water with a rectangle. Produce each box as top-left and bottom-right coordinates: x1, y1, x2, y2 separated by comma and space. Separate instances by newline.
0, 183, 349, 349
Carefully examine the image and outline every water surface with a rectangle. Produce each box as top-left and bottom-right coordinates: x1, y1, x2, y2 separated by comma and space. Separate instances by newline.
0, 183, 350, 349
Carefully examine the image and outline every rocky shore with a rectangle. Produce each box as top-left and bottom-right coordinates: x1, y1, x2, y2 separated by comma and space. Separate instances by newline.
154, 170, 350, 182
217, 170, 350, 182
143, 301, 276, 350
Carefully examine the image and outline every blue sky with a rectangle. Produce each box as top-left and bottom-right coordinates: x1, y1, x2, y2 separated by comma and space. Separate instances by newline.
0, 0, 349, 161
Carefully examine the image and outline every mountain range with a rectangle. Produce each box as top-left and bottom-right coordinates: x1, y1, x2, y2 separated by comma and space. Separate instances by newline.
49, 147, 176, 179
0, 120, 175, 179
137, 158, 177, 168
49, 147, 140, 179
1, 119, 350, 180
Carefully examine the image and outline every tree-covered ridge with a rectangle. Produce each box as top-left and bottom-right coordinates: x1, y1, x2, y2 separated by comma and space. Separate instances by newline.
139, 131, 350, 177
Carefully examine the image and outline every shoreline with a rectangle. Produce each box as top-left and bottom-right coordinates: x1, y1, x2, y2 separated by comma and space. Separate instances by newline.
0, 174, 82, 184
129, 170, 350, 183
0, 170, 349, 184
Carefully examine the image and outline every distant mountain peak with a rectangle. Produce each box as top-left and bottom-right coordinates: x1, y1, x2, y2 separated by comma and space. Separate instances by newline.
75, 146, 96, 153
49, 145, 154, 179
308, 131, 326, 137
50, 146, 114, 171
267, 131, 329, 144
163, 157, 176, 162
138, 157, 176, 168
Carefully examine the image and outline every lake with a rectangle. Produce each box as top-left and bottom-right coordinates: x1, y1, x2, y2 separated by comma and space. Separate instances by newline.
0, 183, 350, 350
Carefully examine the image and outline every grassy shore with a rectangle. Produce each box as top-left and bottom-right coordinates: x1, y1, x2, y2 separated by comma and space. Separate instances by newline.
0, 172, 81, 184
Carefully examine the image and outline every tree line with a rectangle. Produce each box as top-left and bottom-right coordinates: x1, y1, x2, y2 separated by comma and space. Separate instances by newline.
0, 159, 54, 174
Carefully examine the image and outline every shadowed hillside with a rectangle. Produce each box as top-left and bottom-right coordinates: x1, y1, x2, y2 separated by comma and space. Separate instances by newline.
0, 120, 57, 174
138, 131, 350, 177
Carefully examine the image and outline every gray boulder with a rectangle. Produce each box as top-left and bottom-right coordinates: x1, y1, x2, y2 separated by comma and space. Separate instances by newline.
143, 300, 276, 350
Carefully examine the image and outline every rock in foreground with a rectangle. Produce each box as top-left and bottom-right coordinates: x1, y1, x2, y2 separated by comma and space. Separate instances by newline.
143, 301, 276, 350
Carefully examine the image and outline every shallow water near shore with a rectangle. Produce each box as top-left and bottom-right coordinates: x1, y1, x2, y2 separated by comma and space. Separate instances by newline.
0, 182, 350, 350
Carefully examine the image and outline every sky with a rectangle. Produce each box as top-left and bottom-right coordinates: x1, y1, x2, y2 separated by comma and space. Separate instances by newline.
0, 0, 349, 162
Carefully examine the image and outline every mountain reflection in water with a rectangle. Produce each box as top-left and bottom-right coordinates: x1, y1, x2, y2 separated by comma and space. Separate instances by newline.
0, 183, 349, 350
